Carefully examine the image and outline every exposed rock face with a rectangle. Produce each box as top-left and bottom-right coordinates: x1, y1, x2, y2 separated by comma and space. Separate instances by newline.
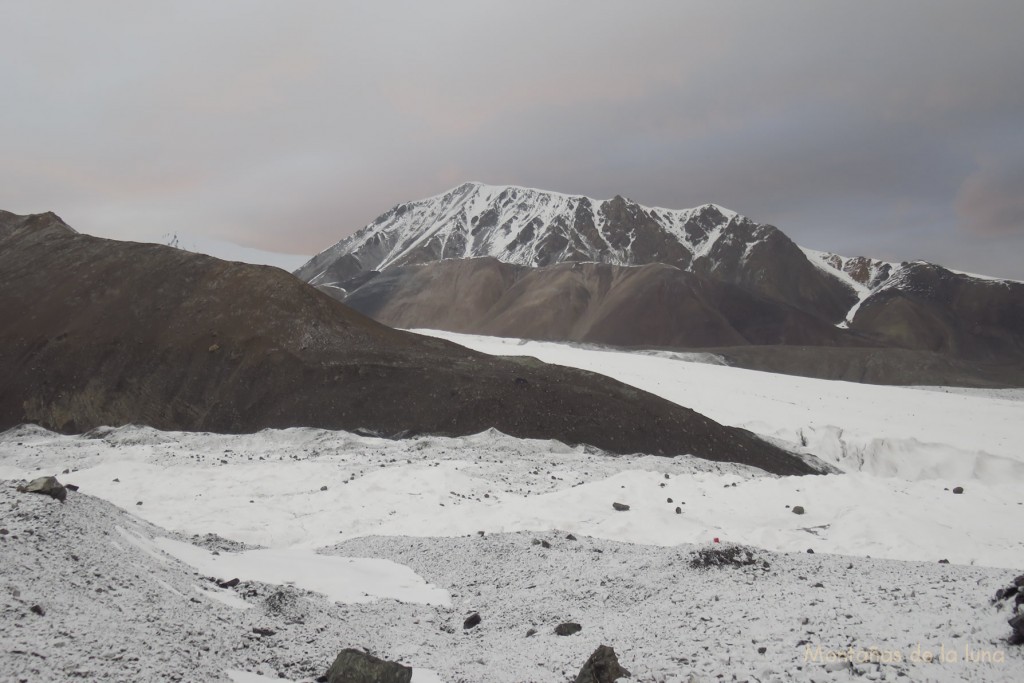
325, 649, 411, 683
0, 210, 821, 475
575, 644, 631, 683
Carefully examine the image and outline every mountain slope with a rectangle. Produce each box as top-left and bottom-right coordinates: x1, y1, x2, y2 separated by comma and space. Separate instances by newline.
848, 261, 1024, 361
296, 182, 859, 323
0, 210, 820, 475
342, 257, 860, 348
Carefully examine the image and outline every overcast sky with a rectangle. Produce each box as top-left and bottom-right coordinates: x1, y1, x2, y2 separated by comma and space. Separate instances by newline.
3, 1, 1023, 278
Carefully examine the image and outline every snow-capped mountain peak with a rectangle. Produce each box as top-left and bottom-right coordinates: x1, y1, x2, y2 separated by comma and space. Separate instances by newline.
295, 182, 866, 324
297, 182, 759, 285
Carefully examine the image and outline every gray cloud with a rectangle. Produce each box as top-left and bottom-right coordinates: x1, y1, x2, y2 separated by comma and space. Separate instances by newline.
2, 0, 1023, 278
956, 155, 1024, 237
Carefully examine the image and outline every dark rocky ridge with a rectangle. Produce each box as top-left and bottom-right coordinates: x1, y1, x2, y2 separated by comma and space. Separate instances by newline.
0, 210, 819, 476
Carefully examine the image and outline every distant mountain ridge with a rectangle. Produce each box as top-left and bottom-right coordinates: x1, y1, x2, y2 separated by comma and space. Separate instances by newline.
296, 182, 861, 323
296, 183, 1024, 375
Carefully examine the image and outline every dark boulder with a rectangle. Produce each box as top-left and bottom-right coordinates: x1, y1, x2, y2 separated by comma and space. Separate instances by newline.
1009, 613, 1024, 646
463, 613, 481, 630
792, 505, 805, 515
325, 649, 412, 683
574, 644, 631, 683
17, 476, 67, 502
612, 502, 630, 512
555, 622, 582, 636
953, 486, 964, 494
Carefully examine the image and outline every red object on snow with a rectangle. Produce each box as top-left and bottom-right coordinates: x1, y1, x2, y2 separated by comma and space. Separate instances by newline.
713, 537, 720, 543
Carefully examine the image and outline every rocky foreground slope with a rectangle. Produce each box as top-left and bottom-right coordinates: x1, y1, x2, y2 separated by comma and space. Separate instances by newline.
2, 468, 1021, 682
0, 210, 817, 475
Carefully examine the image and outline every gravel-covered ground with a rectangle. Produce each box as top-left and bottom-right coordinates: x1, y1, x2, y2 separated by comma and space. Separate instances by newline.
2, 480, 1021, 682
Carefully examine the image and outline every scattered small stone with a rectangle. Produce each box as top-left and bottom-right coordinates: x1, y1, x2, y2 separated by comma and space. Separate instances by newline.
612, 502, 630, 512
525, 628, 537, 637
574, 644, 631, 683
30, 605, 45, 616
218, 578, 240, 589
953, 486, 964, 494
566, 534, 577, 541
792, 505, 805, 515
938, 559, 950, 564
136, 501, 143, 506
463, 613, 481, 630
252, 627, 276, 637
757, 646, 767, 654
555, 622, 582, 636
320, 486, 328, 491
675, 507, 681, 514
666, 497, 673, 503
806, 549, 815, 554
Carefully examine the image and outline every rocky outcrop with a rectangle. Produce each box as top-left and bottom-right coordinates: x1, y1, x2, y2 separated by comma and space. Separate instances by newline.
16, 476, 67, 502
324, 649, 411, 683
992, 574, 1024, 645
575, 645, 631, 683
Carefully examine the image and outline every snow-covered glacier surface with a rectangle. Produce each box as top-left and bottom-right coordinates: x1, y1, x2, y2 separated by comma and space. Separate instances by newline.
2, 333, 1022, 681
